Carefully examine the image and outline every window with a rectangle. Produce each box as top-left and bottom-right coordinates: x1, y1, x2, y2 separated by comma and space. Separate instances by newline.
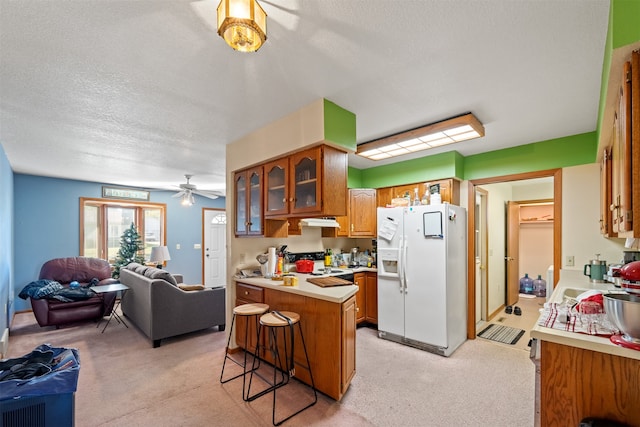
80, 198, 166, 263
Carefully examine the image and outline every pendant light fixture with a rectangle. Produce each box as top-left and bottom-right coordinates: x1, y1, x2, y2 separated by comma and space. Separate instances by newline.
216, 0, 267, 53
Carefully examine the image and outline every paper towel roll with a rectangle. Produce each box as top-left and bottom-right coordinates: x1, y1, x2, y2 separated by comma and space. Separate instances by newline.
267, 247, 277, 277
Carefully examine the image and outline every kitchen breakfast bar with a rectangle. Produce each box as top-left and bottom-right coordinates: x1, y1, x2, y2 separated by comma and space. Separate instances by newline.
233, 275, 359, 401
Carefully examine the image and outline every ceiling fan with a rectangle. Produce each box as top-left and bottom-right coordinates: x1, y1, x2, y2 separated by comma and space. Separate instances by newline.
172, 175, 223, 205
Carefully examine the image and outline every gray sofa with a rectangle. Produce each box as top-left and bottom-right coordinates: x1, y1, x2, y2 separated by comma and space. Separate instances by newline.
119, 263, 225, 347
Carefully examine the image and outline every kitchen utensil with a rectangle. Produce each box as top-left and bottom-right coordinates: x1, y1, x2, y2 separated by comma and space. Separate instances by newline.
584, 254, 607, 283
619, 260, 640, 294
604, 293, 640, 344
295, 259, 314, 273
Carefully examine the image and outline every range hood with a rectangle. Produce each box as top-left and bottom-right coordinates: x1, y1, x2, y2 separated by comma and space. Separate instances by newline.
299, 218, 340, 228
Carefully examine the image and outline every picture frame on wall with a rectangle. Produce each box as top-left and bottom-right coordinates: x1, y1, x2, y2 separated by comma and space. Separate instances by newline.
102, 186, 150, 201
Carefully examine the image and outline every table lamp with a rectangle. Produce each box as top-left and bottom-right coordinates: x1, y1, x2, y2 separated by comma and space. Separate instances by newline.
150, 246, 171, 269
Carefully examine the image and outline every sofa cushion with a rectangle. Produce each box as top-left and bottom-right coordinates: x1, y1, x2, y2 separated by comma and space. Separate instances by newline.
134, 265, 149, 275
148, 269, 178, 286
39, 257, 112, 284
127, 263, 142, 271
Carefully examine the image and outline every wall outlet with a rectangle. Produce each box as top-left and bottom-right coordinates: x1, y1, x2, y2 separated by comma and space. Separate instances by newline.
176, 243, 181, 250
194, 243, 201, 249
566, 255, 575, 267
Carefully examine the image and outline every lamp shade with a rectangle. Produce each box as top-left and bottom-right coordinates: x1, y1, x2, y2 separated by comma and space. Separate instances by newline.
217, 0, 267, 52
150, 246, 171, 265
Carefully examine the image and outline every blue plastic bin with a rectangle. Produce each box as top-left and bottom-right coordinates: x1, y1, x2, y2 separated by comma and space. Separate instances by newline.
0, 344, 80, 427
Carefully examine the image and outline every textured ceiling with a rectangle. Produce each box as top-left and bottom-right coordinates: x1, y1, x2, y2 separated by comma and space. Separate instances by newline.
0, 0, 610, 193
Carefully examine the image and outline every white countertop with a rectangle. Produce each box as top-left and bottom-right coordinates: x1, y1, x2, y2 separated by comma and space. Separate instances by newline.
530, 269, 640, 361
234, 271, 363, 303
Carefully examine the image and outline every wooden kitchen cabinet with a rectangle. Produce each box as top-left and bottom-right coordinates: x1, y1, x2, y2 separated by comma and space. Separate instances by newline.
349, 189, 377, 237
365, 272, 378, 324
323, 188, 376, 238
377, 178, 460, 207
602, 49, 640, 238
600, 147, 614, 236
264, 145, 347, 219
341, 295, 357, 391
234, 166, 263, 237
354, 273, 366, 324
257, 287, 356, 400
234, 283, 264, 356
354, 271, 378, 326
539, 341, 640, 426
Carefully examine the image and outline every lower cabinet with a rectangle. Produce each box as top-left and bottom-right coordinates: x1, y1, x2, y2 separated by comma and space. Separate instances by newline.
235, 283, 264, 356
234, 282, 357, 401
354, 272, 378, 325
539, 341, 640, 426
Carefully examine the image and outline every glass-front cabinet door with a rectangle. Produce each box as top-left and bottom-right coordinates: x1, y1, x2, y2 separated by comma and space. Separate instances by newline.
290, 147, 322, 214
264, 159, 288, 217
234, 172, 247, 235
247, 167, 263, 235
235, 166, 263, 236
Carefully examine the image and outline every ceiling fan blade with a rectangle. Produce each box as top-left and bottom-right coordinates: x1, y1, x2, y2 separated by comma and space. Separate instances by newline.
192, 189, 220, 200
171, 190, 187, 198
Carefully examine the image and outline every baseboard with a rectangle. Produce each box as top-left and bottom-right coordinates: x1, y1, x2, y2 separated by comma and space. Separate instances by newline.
0, 327, 8, 359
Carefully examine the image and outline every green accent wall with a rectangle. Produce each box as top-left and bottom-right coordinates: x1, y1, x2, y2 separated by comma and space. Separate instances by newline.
611, 0, 640, 49
349, 132, 597, 188
347, 167, 364, 188
463, 132, 596, 181
358, 151, 464, 188
323, 99, 356, 151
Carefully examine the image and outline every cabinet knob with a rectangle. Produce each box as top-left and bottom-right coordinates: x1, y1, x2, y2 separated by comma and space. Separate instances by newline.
289, 197, 294, 202
282, 198, 286, 203
245, 291, 249, 295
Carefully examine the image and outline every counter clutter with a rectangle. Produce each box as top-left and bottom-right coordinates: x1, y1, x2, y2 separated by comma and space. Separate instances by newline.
530, 269, 640, 426
233, 267, 376, 303
531, 269, 640, 360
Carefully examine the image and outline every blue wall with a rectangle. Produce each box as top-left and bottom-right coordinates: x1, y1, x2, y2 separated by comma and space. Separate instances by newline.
0, 146, 13, 331
13, 174, 225, 312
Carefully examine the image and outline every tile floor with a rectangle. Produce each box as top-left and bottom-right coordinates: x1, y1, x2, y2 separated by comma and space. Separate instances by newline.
477, 295, 546, 351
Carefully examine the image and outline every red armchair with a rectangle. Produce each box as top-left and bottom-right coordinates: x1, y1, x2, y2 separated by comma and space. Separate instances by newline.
30, 257, 118, 328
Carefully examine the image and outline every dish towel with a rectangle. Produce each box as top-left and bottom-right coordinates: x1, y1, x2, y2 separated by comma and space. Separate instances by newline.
537, 303, 620, 336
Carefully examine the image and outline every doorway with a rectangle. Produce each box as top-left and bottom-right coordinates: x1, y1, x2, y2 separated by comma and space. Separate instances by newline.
203, 208, 226, 288
466, 169, 562, 339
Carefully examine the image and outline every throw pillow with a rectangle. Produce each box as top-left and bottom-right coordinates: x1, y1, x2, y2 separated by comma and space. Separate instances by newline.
127, 263, 142, 271
135, 265, 149, 275
148, 269, 178, 286
178, 284, 205, 291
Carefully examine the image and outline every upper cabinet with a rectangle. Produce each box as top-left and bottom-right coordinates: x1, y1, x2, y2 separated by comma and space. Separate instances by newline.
348, 189, 377, 237
376, 179, 460, 207
234, 166, 263, 237
264, 157, 289, 217
602, 50, 639, 238
323, 188, 377, 238
264, 145, 347, 219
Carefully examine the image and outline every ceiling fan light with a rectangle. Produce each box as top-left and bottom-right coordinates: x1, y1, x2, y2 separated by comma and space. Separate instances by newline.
217, 0, 267, 53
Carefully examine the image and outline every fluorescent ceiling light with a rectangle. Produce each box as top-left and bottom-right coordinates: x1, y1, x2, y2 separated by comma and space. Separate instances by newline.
356, 113, 484, 160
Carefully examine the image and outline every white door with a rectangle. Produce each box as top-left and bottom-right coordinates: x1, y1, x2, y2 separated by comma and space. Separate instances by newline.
204, 210, 226, 288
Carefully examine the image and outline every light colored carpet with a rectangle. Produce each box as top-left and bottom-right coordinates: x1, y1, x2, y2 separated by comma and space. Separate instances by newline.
4, 309, 535, 426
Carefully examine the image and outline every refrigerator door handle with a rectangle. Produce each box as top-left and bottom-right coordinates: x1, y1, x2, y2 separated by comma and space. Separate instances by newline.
398, 236, 405, 293
401, 235, 408, 294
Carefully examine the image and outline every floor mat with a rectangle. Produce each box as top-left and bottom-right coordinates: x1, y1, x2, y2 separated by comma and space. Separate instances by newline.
478, 324, 525, 345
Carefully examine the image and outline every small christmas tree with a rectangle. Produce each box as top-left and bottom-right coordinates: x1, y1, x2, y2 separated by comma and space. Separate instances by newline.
112, 223, 145, 279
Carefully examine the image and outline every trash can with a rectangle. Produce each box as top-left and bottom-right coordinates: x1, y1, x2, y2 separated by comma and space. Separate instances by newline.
0, 344, 80, 427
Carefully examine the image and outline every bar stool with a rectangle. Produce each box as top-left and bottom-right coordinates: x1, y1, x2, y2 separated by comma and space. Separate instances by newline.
220, 302, 269, 400
246, 310, 317, 426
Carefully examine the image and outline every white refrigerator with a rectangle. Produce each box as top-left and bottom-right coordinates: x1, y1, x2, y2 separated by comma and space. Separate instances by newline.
377, 203, 467, 357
